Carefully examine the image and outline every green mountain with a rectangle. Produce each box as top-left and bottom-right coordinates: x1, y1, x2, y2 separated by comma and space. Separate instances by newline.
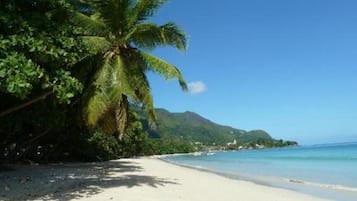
141, 108, 297, 147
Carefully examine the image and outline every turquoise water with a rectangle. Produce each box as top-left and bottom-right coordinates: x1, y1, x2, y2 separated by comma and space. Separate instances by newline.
165, 142, 357, 201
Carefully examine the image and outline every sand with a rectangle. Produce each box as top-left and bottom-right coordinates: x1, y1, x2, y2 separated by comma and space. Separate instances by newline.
0, 158, 332, 201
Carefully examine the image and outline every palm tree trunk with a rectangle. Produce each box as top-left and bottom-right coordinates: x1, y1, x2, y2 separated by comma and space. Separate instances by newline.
0, 91, 53, 118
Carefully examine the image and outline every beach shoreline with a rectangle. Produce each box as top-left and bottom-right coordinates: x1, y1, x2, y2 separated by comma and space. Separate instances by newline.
0, 157, 334, 201
160, 155, 357, 201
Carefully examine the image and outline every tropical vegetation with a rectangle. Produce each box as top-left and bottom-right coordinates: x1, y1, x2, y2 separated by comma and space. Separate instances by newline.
0, 0, 189, 162
0, 0, 297, 163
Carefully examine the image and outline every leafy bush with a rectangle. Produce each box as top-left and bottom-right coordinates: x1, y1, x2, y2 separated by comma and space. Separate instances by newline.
83, 131, 121, 161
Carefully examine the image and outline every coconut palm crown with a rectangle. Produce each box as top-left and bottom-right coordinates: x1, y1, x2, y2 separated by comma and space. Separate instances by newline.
73, 0, 187, 137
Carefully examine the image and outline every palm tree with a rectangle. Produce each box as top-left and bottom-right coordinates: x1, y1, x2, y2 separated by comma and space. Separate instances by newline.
72, 0, 187, 137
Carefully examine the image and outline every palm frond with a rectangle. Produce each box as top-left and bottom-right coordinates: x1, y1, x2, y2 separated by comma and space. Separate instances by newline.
112, 52, 157, 126
130, 0, 168, 23
110, 55, 156, 136
95, 96, 130, 138
92, 0, 132, 34
85, 90, 110, 127
94, 57, 114, 89
96, 109, 117, 134
109, 56, 137, 102
81, 36, 111, 54
115, 95, 130, 138
140, 51, 187, 90
131, 22, 187, 51
137, 83, 156, 128
127, 54, 157, 124
71, 12, 108, 35
84, 57, 115, 128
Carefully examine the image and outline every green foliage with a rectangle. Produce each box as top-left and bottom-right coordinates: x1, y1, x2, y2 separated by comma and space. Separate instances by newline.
0, 0, 92, 162
242, 130, 272, 143
117, 112, 151, 157
117, 111, 195, 157
256, 138, 298, 148
0, 52, 43, 98
0, 0, 191, 163
68, 112, 195, 161
0, 0, 89, 103
85, 131, 121, 161
52, 69, 83, 103
145, 138, 195, 155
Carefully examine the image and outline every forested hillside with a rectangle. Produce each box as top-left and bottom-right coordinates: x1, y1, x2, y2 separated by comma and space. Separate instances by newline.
140, 108, 297, 148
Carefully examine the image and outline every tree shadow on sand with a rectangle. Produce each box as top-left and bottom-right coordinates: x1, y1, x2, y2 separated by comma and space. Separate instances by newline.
0, 160, 180, 200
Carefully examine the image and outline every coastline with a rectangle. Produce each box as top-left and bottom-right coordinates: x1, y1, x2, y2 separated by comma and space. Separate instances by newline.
161, 149, 357, 201
0, 157, 332, 201
158, 155, 275, 186
161, 156, 357, 201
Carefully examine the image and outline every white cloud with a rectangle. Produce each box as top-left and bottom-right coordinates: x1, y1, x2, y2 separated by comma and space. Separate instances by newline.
187, 81, 207, 95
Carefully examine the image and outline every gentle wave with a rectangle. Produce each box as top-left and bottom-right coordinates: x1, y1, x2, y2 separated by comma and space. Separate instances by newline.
285, 178, 357, 192
263, 156, 357, 161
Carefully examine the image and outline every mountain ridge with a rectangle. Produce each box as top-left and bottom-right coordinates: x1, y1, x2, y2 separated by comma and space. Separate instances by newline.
139, 108, 297, 147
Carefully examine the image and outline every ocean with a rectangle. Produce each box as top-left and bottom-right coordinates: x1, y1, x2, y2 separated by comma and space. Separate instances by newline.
164, 142, 357, 201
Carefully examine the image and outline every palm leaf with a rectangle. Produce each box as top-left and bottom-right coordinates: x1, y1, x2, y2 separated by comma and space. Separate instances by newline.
71, 12, 108, 35
94, 57, 113, 89
112, 52, 157, 126
131, 22, 187, 51
96, 109, 117, 134
94, 95, 130, 138
159, 22, 187, 51
137, 84, 156, 128
81, 36, 111, 54
140, 51, 187, 90
115, 95, 130, 138
109, 56, 137, 102
85, 90, 110, 127
128, 55, 157, 124
92, 0, 131, 34
84, 58, 114, 127
130, 0, 168, 22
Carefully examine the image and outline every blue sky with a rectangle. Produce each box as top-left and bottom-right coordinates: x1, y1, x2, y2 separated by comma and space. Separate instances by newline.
147, 0, 357, 145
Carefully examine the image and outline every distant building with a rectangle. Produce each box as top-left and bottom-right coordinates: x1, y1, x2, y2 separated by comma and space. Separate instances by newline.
227, 139, 237, 146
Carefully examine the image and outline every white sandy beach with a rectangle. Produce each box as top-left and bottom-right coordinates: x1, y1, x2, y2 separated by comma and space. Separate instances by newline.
0, 158, 332, 201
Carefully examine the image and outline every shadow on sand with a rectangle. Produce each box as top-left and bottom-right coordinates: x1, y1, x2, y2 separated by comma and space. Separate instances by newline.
0, 160, 179, 200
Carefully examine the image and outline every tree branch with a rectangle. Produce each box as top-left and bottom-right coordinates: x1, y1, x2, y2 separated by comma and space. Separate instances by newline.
0, 91, 54, 118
